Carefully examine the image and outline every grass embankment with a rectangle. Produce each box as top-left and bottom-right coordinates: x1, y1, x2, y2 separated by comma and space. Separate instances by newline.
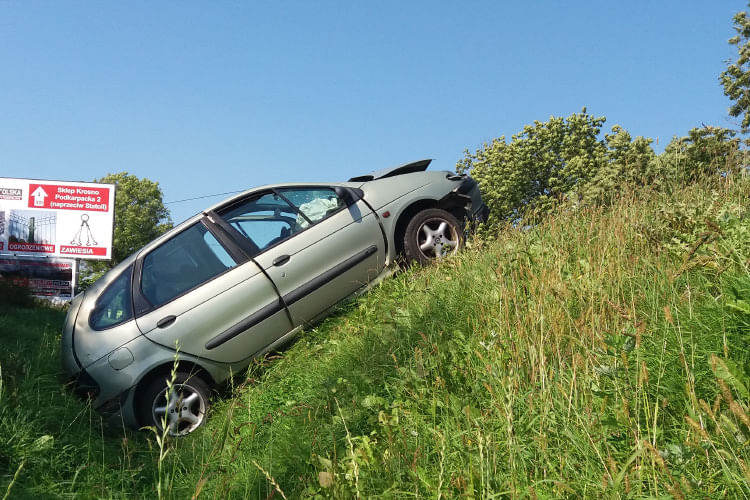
1, 174, 749, 498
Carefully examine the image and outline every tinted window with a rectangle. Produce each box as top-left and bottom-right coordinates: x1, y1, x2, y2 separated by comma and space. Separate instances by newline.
90, 266, 133, 330
220, 188, 344, 251
141, 223, 237, 308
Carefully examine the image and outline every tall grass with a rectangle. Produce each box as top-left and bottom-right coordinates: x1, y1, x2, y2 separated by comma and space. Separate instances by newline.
1, 173, 748, 498
164, 173, 750, 498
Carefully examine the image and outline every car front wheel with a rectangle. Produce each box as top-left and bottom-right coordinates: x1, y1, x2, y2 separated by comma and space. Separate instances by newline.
403, 208, 463, 264
140, 372, 210, 436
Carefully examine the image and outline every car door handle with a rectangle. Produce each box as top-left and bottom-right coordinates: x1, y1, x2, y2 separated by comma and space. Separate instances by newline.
157, 315, 176, 328
273, 254, 290, 267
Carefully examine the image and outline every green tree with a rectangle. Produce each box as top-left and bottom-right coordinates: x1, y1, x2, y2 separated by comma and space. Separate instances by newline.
102, 172, 172, 264
457, 109, 622, 224
456, 109, 682, 233
720, 4, 750, 130
657, 126, 744, 186
458, 112, 744, 238
79, 172, 172, 288
581, 126, 656, 205
457, 108, 609, 223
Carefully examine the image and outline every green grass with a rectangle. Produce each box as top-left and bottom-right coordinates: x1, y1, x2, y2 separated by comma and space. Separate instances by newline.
1, 174, 749, 498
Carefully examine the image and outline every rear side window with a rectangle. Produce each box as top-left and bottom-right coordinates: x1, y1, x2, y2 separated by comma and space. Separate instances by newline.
90, 265, 134, 330
140, 223, 237, 308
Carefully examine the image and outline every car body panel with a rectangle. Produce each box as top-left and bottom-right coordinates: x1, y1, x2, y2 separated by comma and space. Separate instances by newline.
134, 257, 293, 363
353, 172, 437, 211
354, 171, 473, 261
84, 332, 227, 411
254, 199, 386, 325
69, 263, 142, 369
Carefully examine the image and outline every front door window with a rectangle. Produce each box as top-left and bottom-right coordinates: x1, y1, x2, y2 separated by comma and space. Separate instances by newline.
219, 188, 344, 253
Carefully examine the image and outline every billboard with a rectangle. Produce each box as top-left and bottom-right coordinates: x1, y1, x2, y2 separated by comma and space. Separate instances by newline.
0, 178, 115, 260
0, 256, 76, 301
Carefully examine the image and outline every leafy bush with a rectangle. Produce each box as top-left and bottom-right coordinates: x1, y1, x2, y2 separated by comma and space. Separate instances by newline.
0, 279, 35, 308
458, 110, 747, 236
456, 108, 611, 224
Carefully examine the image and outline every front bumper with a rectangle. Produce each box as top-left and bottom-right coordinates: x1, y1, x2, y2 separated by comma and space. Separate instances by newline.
446, 174, 489, 225
474, 202, 490, 223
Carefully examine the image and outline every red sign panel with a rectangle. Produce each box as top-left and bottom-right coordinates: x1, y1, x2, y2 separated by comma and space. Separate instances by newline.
8, 242, 55, 253
59, 245, 108, 256
27, 183, 110, 212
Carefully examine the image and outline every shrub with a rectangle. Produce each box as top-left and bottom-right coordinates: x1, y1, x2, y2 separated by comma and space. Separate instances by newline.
0, 279, 35, 308
458, 111, 747, 236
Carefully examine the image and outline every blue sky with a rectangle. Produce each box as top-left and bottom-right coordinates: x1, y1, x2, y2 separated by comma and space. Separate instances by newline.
1, 1, 744, 224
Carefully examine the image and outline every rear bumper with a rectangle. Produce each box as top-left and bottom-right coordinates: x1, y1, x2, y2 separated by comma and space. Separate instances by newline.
64, 368, 140, 428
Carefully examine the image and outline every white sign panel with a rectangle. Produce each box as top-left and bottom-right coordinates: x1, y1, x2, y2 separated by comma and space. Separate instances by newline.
0, 177, 115, 260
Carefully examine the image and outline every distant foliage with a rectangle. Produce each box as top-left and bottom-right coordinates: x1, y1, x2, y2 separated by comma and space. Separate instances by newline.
458, 109, 746, 233
720, 4, 750, 130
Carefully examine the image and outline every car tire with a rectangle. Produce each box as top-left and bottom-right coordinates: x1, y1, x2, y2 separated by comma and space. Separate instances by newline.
403, 208, 463, 264
139, 371, 211, 436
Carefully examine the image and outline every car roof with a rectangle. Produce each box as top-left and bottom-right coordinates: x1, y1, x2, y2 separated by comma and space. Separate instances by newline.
199, 159, 433, 215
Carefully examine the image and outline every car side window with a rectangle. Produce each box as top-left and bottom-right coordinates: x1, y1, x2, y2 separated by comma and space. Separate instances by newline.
219, 188, 344, 252
140, 223, 237, 308
280, 188, 345, 229
90, 265, 134, 330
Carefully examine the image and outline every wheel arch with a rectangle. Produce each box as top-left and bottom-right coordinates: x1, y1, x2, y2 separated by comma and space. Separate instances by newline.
392, 195, 469, 257
133, 360, 216, 426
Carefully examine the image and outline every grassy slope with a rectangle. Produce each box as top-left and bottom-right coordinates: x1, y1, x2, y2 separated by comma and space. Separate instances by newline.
1, 174, 749, 499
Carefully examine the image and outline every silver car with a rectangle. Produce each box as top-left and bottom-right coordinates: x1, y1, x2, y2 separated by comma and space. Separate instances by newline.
61, 160, 488, 435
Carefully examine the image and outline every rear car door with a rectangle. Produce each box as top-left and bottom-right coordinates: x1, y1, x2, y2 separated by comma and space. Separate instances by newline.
214, 187, 386, 326
132, 218, 293, 364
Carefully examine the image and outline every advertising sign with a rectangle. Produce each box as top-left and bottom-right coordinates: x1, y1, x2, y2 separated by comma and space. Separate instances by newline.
0, 178, 115, 260
0, 256, 76, 301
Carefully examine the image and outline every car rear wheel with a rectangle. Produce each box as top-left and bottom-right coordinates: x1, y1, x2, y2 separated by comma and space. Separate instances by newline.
140, 372, 210, 436
403, 208, 463, 264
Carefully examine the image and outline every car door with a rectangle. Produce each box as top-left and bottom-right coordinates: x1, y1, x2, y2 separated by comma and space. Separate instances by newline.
214, 186, 387, 326
132, 217, 294, 364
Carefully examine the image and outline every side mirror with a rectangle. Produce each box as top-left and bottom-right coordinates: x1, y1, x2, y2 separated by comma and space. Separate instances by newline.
334, 187, 364, 206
